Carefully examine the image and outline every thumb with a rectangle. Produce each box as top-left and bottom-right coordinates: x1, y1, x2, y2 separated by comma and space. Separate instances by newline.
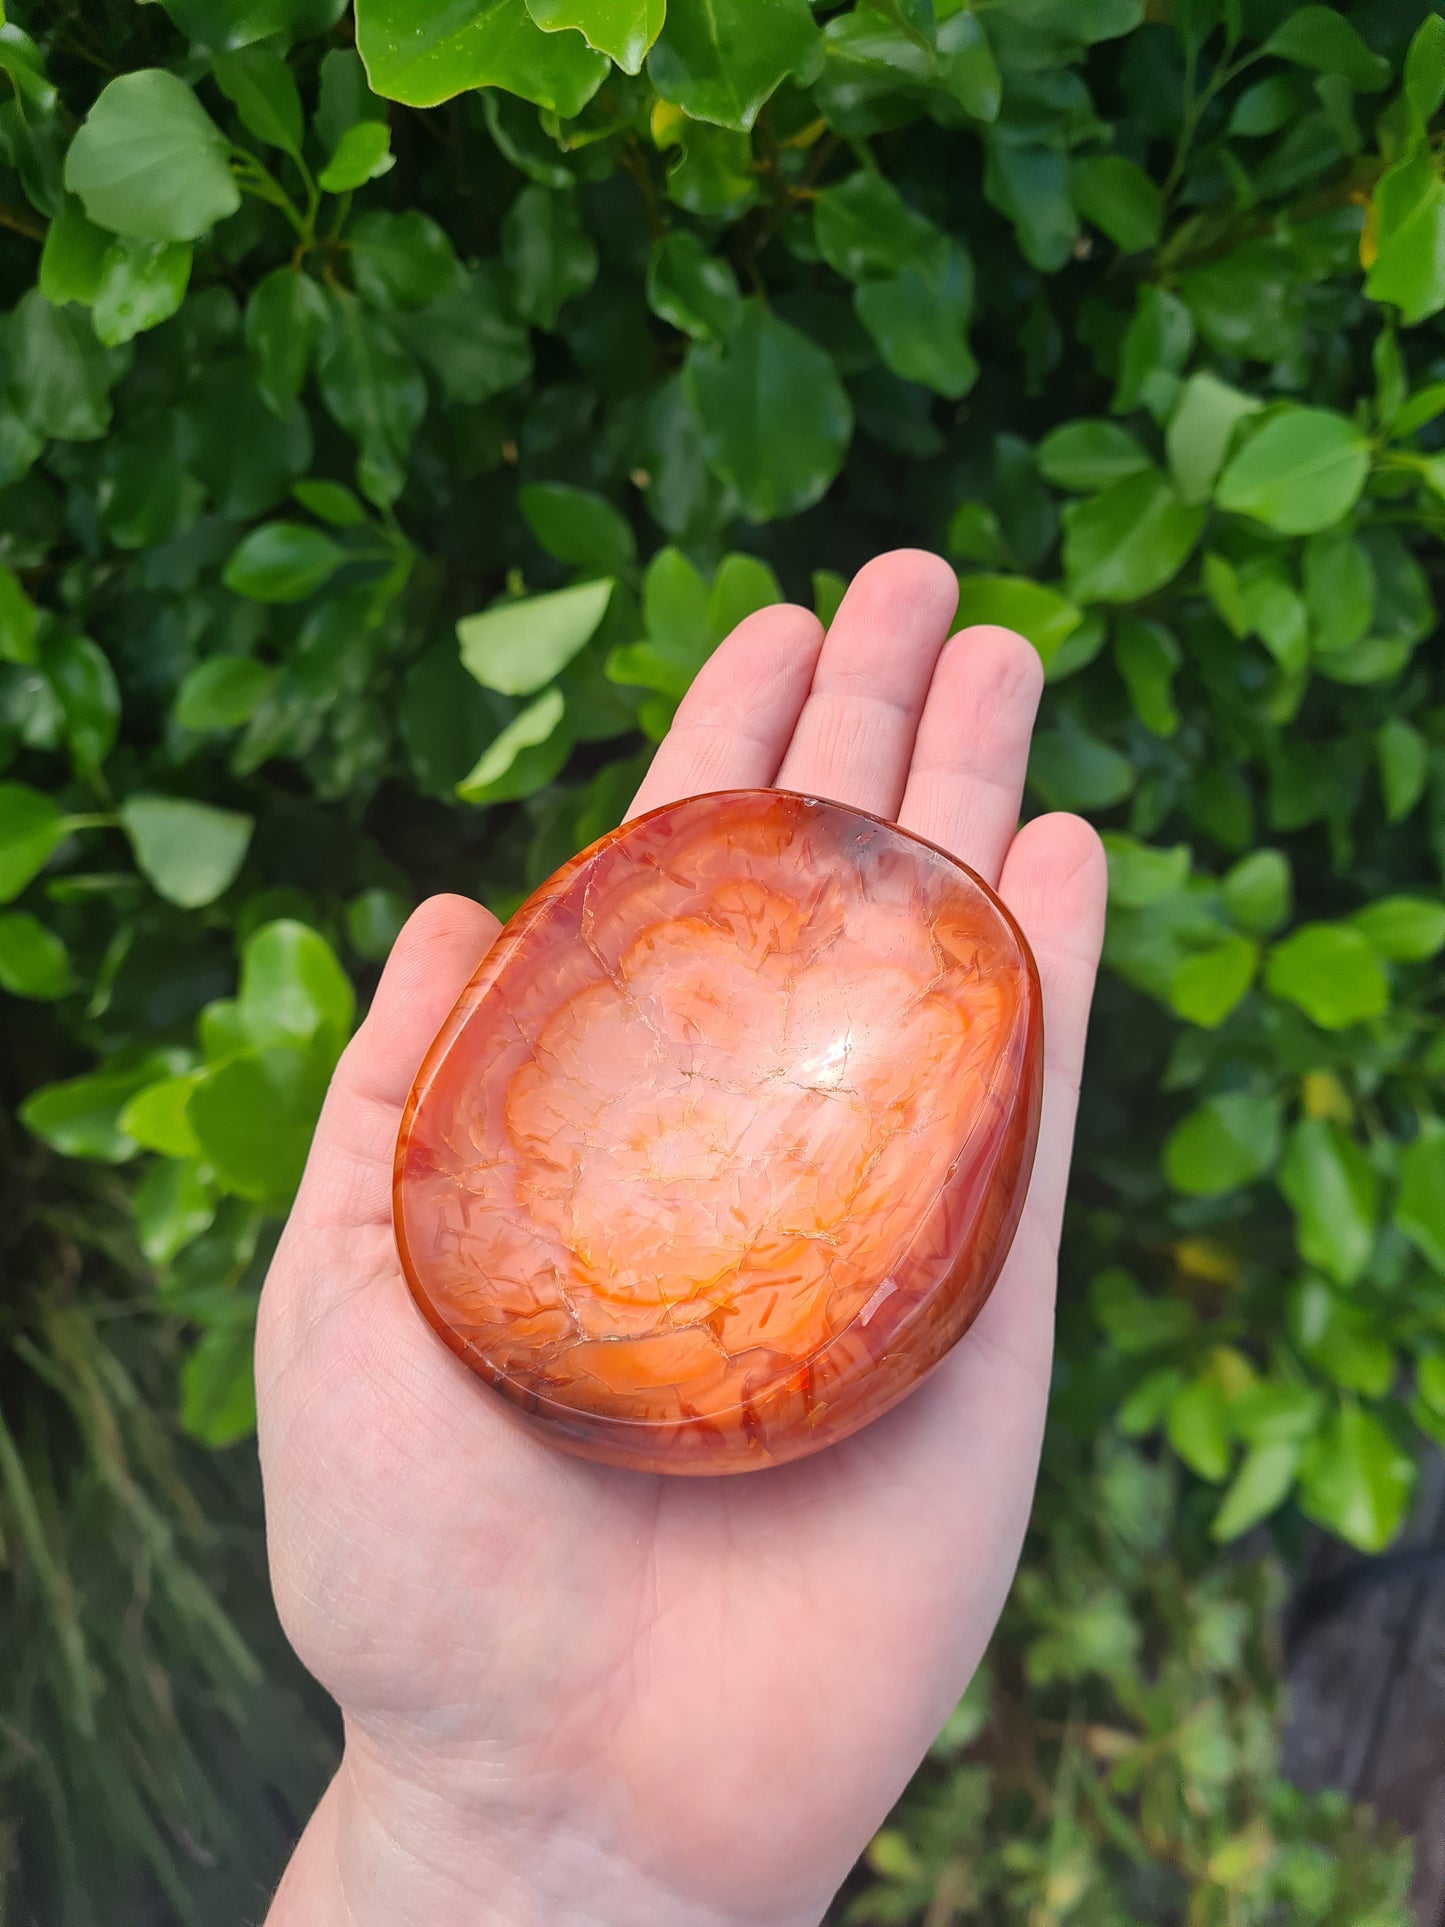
296, 892, 500, 1231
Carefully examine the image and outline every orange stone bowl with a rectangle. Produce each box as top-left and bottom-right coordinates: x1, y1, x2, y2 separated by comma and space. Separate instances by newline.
394, 790, 1042, 1475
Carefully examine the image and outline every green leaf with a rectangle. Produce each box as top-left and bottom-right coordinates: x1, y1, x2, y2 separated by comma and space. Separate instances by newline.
1068, 154, 1162, 253
0, 21, 57, 111
1227, 74, 1303, 137
223, 523, 346, 603
1419, 1353, 1445, 1418
1112, 284, 1193, 419
455, 686, 572, 803
1166, 1373, 1232, 1482
210, 44, 304, 155
1299, 1404, 1414, 1554
1101, 832, 1190, 909
854, 243, 977, 398
1264, 923, 1389, 1030
0, 782, 67, 903
1180, 241, 1303, 364
1405, 12, 1445, 125
237, 919, 355, 1053
63, 70, 241, 242
90, 238, 192, 348
609, 546, 711, 695
953, 575, 1082, 670
1212, 1440, 1301, 1541
119, 1074, 205, 1159
482, 89, 574, 188
656, 118, 759, 218
346, 887, 410, 962
1114, 617, 1180, 736
19, 1061, 165, 1163
44, 632, 120, 777
133, 1159, 215, 1269
174, 656, 277, 731
1303, 530, 1374, 657
355, 0, 608, 113
1118, 1368, 1186, 1435
8, 290, 123, 442
245, 267, 328, 419
1090, 1267, 1196, 1355
350, 210, 466, 311
180, 1319, 258, 1449
1393, 381, 1445, 438
647, 232, 742, 341
1263, 7, 1390, 92
395, 267, 533, 404
1351, 895, 1445, 962
0, 910, 71, 999
502, 186, 598, 328
1364, 142, 1445, 327
188, 1046, 328, 1208
1168, 935, 1258, 1030
685, 301, 853, 522
1166, 373, 1262, 506
38, 195, 110, 307
520, 483, 635, 575
984, 139, 1077, 273
1396, 1128, 1445, 1272
1216, 409, 1370, 536
1232, 1381, 1324, 1446
316, 45, 387, 146
1028, 717, 1135, 812
648, 0, 820, 132
813, 569, 847, 629
315, 289, 426, 505
1222, 850, 1291, 935
1037, 420, 1150, 493
813, 171, 943, 281
1279, 1120, 1378, 1286
459, 579, 614, 697
1163, 1092, 1282, 1197
1062, 470, 1206, 604
944, 501, 1009, 568
292, 478, 368, 528
148, 0, 348, 49
0, 566, 38, 665
706, 552, 782, 639
525, 0, 664, 73
120, 795, 254, 908
318, 118, 395, 193
1376, 717, 1428, 824
934, 9, 1000, 119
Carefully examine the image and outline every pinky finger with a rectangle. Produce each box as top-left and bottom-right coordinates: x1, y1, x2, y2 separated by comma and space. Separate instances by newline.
997, 813, 1109, 1251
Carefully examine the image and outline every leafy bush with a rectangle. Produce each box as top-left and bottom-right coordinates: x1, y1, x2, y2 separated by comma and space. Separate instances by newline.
2, 0, 1444, 1917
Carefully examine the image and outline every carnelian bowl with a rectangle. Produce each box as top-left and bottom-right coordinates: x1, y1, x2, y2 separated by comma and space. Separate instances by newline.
394, 789, 1042, 1475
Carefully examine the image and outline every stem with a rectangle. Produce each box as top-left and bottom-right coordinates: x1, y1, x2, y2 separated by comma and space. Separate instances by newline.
324, 190, 353, 244
231, 150, 307, 239
618, 138, 665, 241
1162, 46, 1266, 206
293, 149, 322, 243
0, 202, 45, 243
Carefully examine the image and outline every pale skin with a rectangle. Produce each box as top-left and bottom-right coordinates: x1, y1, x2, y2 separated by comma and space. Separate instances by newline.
258, 549, 1109, 1927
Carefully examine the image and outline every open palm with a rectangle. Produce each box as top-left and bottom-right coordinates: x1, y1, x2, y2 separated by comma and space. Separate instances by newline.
258, 551, 1107, 1927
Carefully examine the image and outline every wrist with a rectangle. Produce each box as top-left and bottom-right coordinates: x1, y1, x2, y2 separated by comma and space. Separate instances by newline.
268, 1737, 821, 1927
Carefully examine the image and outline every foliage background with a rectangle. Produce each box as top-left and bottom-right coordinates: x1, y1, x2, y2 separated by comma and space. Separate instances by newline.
2, 0, 1445, 1920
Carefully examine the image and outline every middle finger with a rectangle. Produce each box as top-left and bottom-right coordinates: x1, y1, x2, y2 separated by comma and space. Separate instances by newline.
774, 550, 960, 820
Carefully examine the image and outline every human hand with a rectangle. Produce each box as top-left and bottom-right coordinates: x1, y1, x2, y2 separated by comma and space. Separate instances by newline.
258, 550, 1108, 1927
